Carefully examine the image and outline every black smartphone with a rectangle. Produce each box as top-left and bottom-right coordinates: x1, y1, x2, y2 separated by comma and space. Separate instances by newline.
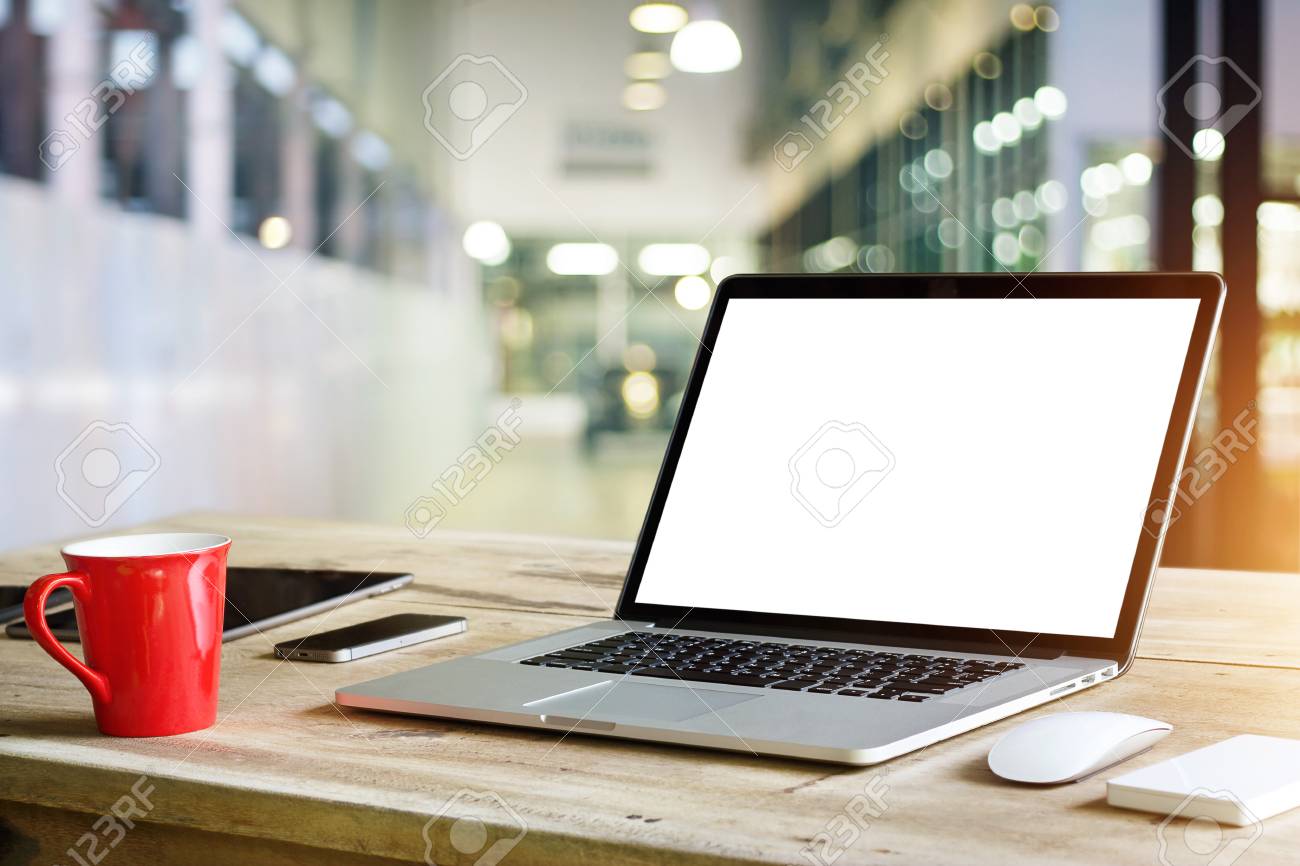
273, 613, 467, 662
0, 586, 72, 625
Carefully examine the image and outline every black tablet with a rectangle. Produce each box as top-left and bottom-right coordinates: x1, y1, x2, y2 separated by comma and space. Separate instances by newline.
0, 585, 71, 625
4, 566, 413, 642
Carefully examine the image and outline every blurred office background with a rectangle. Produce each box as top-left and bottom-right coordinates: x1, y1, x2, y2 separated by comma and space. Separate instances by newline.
0, 0, 1296, 572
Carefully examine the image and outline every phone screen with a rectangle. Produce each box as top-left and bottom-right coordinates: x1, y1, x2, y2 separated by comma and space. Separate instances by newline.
289, 614, 464, 651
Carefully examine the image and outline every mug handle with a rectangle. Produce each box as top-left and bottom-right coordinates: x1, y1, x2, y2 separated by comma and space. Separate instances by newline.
24, 572, 111, 705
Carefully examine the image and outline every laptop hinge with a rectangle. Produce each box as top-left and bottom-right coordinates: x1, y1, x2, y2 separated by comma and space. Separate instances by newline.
651, 618, 1065, 660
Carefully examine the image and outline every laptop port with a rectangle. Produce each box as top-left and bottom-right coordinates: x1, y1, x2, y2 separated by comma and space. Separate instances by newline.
1080, 674, 1096, 684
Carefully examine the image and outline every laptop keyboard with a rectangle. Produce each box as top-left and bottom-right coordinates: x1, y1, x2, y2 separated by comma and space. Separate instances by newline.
520, 631, 1024, 702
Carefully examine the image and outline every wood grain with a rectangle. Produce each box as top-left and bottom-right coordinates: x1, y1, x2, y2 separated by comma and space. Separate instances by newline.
1, 512, 1299, 865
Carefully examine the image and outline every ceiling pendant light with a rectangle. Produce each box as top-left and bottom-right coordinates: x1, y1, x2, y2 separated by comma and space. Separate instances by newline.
670, 19, 742, 73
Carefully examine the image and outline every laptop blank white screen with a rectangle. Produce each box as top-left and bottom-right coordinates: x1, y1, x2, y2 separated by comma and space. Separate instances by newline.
634, 297, 1201, 639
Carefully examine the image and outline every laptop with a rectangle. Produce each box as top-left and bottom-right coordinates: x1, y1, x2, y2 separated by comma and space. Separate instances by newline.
338, 273, 1224, 764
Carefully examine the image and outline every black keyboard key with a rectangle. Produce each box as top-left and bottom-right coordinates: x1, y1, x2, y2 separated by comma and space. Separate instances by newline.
555, 650, 602, 661
897, 694, 929, 702
837, 689, 869, 696
629, 667, 772, 688
679, 671, 775, 688
771, 681, 810, 691
520, 657, 545, 665
596, 664, 634, 674
807, 686, 838, 694
629, 667, 680, 680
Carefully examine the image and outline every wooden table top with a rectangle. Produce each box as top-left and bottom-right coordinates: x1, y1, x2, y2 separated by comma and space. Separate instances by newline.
2, 512, 1299, 865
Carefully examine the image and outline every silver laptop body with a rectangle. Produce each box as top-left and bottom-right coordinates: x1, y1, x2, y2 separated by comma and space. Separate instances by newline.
339, 273, 1224, 765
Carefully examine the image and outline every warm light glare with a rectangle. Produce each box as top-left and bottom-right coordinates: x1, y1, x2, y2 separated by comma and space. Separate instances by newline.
622, 371, 660, 418
674, 275, 712, 310
623, 343, 657, 372
1095, 163, 1123, 195
1258, 202, 1300, 232
623, 81, 667, 111
1091, 215, 1151, 251
546, 243, 619, 275
638, 243, 710, 275
629, 2, 688, 34
1120, 153, 1153, 185
499, 308, 534, 350
1010, 4, 1036, 30
670, 20, 742, 73
625, 51, 672, 80
804, 236, 857, 272
462, 221, 511, 265
1192, 128, 1226, 161
973, 52, 1002, 79
1193, 194, 1224, 227
258, 216, 292, 250
924, 83, 953, 111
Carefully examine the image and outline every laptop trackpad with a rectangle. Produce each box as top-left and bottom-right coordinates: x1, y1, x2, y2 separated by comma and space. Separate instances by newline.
526, 681, 759, 723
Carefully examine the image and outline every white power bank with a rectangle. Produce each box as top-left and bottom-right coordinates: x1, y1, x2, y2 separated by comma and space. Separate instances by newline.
1107, 734, 1300, 825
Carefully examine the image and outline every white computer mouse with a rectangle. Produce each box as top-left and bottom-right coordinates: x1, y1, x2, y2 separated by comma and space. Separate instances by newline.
988, 711, 1172, 784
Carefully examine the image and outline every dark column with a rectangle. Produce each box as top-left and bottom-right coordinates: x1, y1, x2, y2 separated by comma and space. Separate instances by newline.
0, 0, 46, 180
1154, 0, 1201, 565
1211, 0, 1266, 569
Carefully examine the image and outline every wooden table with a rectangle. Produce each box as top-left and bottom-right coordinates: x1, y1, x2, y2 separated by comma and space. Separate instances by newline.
1, 512, 1298, 866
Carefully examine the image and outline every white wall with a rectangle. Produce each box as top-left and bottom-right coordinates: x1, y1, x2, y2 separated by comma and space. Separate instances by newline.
0, 177, 489, 551
438, 0, 766, 239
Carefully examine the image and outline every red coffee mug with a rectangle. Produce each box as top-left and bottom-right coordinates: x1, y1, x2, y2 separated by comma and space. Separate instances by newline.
24, 532, 231, 737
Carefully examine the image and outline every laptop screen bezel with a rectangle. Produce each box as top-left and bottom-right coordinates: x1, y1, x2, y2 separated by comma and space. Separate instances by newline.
614, 272, 1225, 665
